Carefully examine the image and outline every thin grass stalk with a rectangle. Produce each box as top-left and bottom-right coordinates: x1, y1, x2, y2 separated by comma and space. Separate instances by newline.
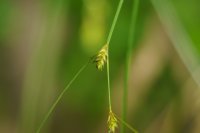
106, 0, 124, 112
122, 0, 140, 133
115, 114, 138, 133
106, 0, 124, 132
106, 0, 124, 45
36, 62, 89, 133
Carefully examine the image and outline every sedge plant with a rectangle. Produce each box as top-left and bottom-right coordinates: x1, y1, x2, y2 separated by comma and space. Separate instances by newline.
36, 0, 138, 132
93, 0, 124, 132
93, 0, 138, 132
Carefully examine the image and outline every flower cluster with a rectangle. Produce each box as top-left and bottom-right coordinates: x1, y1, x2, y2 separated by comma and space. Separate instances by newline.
107, 110, 118, 132
93, 44, 108, 70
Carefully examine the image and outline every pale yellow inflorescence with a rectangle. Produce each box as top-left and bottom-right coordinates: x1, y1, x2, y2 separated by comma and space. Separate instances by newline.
108, 110, 118, 133
93, 44, 108, 70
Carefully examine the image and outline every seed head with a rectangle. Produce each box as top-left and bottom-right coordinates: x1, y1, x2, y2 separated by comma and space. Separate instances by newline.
108, 110, 118, 133
93, 44, 108, 70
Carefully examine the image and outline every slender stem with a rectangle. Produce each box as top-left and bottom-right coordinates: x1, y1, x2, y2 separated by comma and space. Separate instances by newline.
106, 0, 124, 45
107, 54, 112, 111
36, 62, 89, 133
115, 114, 138, 133
106, 0, 124, 112
105, 1, 124, 132
122, 0, 140, 133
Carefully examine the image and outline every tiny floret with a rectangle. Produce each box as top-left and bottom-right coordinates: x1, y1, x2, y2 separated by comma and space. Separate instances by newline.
108, 110, 118, 133
93, 44, 108, 70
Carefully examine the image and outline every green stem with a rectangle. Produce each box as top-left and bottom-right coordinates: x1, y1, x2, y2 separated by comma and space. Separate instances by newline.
115, 114, 138, 133
122, 0, 140, 133
107, 55, 112, 111
36, 62, 89, 133
106, 0, 124, 112
106, 0, 124, 45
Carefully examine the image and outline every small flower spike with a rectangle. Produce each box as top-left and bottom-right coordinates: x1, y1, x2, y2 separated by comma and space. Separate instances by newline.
108, 110, 118, 133
93, 44, 108, 70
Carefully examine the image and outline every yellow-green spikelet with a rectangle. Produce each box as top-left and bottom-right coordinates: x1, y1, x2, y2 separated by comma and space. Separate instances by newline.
108, 110, 118, 132
93, 44, 108, 70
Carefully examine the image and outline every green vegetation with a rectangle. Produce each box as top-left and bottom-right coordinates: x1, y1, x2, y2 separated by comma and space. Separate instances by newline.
0, 0, 200, 133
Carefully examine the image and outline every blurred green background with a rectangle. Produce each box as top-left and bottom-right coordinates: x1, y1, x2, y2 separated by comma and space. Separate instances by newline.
0, 0, 200, 133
